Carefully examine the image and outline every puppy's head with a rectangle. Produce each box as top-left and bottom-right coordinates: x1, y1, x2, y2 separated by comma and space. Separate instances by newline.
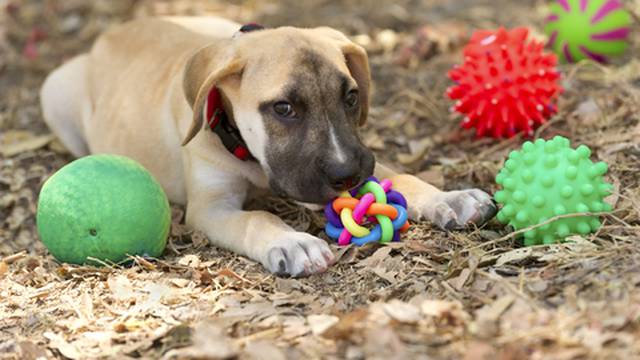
182, 26, 375, 203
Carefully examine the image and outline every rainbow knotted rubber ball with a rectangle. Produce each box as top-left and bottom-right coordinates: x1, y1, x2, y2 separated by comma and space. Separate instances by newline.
494, 136, 613, 246
544, 0, 632, 63
37, 155, 171, 265
324, 177, 410, 246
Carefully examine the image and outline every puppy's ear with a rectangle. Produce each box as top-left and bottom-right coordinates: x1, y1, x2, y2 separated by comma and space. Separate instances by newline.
182, 43, 244, 145
343, 43, 370, 126
314, 27, 371, 126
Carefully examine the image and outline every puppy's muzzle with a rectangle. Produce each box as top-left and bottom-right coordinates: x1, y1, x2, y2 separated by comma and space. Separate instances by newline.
318, 148, 374, 192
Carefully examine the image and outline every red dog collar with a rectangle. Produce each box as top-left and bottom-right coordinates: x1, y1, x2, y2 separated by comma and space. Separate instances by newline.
205, 87, 253, 161
204, 23, 265, 162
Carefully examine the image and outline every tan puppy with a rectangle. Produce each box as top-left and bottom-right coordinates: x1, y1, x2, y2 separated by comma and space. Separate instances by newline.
40, 17, 496, 276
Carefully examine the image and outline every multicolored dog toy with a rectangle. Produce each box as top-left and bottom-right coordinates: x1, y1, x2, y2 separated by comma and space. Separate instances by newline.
447, 27, 562, 139
544, 0, 632, 63
324, 178, 410, 246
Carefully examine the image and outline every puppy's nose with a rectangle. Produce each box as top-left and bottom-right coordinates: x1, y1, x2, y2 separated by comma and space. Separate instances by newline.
327, 164, 361, 192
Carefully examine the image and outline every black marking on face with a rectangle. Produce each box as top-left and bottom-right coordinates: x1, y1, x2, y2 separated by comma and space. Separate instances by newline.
259, 49, 375, 203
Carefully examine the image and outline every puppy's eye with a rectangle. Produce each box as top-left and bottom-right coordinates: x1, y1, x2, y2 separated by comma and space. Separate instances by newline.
273, 101, 296, 118
345, 90, 359, 108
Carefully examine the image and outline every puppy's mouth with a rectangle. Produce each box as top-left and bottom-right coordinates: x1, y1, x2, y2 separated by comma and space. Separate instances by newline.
333, 177, 361, 192
268, 172, 370, 205
269, 179, 338, 204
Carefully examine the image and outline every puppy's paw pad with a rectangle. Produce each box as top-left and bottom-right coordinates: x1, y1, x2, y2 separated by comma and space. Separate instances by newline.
431, 189, 497, 230
264, 234, 335, 277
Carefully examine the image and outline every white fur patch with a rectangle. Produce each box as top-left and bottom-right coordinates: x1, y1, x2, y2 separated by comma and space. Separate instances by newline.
233, 108, 269, 166
329, 126, 347, 162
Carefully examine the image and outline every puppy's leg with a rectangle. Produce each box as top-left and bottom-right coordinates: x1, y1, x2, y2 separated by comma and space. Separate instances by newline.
185, 156, 334, 277
40, 55, 91, 157
375, 163, 497, 230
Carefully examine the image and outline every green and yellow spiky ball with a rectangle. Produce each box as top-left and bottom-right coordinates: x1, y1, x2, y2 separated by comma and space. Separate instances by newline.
494, 136, 613, 246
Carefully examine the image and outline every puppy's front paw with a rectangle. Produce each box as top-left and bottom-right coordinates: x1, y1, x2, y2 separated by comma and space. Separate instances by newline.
264, 233, 335, 277
427, 189, 497, 230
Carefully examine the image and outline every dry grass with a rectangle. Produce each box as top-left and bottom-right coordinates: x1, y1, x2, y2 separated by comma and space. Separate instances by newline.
1, 0, 639, 359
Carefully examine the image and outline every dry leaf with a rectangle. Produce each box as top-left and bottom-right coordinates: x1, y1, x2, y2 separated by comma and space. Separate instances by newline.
421, 300, 469, 325
0, 261, 8, 277
17, 341, 49, 359
322, 309, 369, 340
363, 132, 385, 150
369, 266, 397, 283
282, 316, 310, 340
604, 173, 621, 209
178, 254, 200, 268
193, 269, 213, 286
169, 278, 191, 288
334, 245, 358, 264
359, 246, 392, 268
472, 295, 515, 338
421, 300, 457, 317
217, 268, 250, 283
394, 22, 468, 67
48, 138, 70, 154
43, 332, 81, 360
107, 275, 135, 301
307, 314, 339, 335
463, 342, 496, 360
383, 300, 421, 324
162, 321, 236, 359
397, 138, 433, 165
223, 302, 277, 321
138, 282, 172, 312
496, 247, 536, 266
449, 267, 473, 290
243, 340, 286, 360
572, 98, 601, 126
376, 29, 399, 53
192, 321, 237, 358
0, 131, 54, 157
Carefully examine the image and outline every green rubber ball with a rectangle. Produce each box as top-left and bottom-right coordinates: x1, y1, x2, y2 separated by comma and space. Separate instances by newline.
494, 136, 613, 246
544, 0, 632, 63
37, 154, 171, 265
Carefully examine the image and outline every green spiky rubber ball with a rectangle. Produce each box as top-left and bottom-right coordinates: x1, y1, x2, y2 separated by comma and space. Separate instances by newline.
544, 0, 632, 63
37, 155, 170, 265
494, 136, 613, 246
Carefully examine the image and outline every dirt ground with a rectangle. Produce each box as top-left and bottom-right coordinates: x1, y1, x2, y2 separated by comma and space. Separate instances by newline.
1, 0, 640, 359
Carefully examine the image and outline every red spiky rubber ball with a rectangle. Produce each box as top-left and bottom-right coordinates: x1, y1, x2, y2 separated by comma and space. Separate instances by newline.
447, 27, 563, 138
